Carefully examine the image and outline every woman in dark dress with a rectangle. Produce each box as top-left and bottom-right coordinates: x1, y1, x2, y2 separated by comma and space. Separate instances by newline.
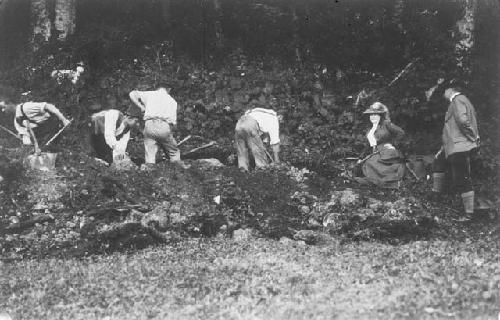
354, 102, 406, 189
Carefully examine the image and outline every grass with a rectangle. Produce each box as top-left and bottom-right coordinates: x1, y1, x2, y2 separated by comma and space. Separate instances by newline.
1, 237, 499, 320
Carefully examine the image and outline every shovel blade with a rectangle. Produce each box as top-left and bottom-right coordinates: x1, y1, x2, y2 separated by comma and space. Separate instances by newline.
24, 152, 58, 171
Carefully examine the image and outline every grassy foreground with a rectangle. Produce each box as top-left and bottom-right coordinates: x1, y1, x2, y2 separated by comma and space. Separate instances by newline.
1, 237, 499, 320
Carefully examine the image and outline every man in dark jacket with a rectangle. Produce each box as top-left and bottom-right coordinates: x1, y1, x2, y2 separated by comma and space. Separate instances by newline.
432, 85, 480, 219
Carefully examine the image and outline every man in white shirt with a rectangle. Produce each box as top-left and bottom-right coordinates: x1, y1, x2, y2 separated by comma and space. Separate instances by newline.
129, 86, 189, 168
1, 101, 70, 145
89, 107, 141, 164
235, 107, 281, 171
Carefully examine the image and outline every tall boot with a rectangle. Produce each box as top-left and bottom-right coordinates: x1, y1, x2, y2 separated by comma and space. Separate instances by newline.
432, 172, 445, 193
461, 191, 475, 215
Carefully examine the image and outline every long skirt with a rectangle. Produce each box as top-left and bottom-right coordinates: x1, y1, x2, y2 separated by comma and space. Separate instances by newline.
356, 145, 406, 189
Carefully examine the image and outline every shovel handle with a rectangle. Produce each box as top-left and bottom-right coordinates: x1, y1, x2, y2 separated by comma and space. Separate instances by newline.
45, 119, 73, 147
26, 122, 41, 155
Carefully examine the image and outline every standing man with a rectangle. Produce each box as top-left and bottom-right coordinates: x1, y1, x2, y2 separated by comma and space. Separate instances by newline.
1, 100, 70, 145
432, 85, 480, 219
235, 107, 281, 172
129, 86, 189, 168
89, 107, 141, 164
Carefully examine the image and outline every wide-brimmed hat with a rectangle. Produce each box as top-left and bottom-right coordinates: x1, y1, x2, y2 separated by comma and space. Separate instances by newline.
363, 102, 387, 114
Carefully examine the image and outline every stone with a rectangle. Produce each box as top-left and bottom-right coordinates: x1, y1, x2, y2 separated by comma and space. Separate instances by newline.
293, 230, 319, 244
140, 202, 171, 230
323, 212, 338, 229
233, 228, 256, 241
195, 158, 224, 169
366, 197, 386, 212
331, 188, 362, 207
307, 217, 322, 228
279, 237, 295, 245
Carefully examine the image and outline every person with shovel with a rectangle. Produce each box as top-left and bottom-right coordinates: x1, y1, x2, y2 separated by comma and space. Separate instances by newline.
432, 84, 480, 220
235, 106, 282, 172
1, 101, 70, 145
353, 102, 406, 189
129, 85, 189, 169
89, 106, 142, 164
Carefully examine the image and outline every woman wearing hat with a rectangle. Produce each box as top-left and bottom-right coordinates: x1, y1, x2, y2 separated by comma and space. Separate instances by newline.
354, 102, 406, 189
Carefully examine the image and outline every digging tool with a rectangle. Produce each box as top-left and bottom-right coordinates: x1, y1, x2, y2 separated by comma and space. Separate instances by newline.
345, 151, 379, 164
265, 149, 274, 163
0, 124, 22, 141
177, 135, 192, 146
23, 122, 57, 171
182, 141, 216, 156
45, 119, 73, 147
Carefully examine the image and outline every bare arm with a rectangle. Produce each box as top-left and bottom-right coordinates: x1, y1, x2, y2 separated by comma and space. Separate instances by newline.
129, 91, 146, 112
44, 103, 70, 125
271, 143, 280, 163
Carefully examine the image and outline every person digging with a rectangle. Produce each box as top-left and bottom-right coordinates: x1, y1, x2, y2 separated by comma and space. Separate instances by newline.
234, 106, 282, 172
129, 85, 190, 169
89, 106, 142, 165
0, 100, 71, 146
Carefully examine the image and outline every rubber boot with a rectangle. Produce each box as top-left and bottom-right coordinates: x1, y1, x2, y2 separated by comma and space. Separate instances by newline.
432, 172, 445, 193
461, 191, 475, 215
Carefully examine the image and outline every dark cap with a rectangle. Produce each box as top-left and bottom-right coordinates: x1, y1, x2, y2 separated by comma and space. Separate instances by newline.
124, 105, 142, 118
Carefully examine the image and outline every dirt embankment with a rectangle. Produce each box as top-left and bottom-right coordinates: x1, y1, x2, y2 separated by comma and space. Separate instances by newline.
1, 141, 498, 261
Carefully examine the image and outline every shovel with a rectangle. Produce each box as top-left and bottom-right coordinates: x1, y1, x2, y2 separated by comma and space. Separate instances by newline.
23, 122, 58, 171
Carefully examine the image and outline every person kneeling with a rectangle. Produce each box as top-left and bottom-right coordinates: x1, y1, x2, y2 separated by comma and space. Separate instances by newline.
89, 107, 141, 165
354, 102, 406, 189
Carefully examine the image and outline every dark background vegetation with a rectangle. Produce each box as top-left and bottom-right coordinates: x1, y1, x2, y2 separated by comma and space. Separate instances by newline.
0, 0, 499, 175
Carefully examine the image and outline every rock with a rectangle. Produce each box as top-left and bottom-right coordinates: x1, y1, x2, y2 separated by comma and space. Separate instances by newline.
307, 217, 322, 228
299, 205, 311, 215
141, 202, 171, 230
111, 156, 136, 171
169, 211, 188, 226
279, 237, 295, 245
323, 212, 338, 229
355, 208, 376, 221
233, 228, 256, 241
195, 158, 224, 169
366, 197, 386, 212
293, 230, 319, 244
331, 188, 362, 207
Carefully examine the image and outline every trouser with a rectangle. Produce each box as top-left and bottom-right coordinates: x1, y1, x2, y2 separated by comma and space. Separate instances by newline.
235, 115, 268, 171
433, 151, 473, 194
89, 133, 113, 164
143, 119, 180, 164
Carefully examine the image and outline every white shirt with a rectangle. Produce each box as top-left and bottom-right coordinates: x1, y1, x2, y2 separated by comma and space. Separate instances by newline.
246, 108, 280, 145
367, 123, 377, 147
130, 88, 177, 125
449, 92, 460, 102
14, 102, 51, 136
93, 109, 130, 154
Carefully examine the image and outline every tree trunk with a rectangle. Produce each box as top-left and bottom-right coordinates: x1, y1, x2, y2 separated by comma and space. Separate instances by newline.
213, 0, 223, 48
54, 0, 76, 40
455, 0, 478, 69
160, 0, 171, 27
392, 0, 404, 31
31, 0, 51, 49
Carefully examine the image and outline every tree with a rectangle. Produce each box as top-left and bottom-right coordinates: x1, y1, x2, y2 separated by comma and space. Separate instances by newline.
455, 0, 478, 71
54, 0, 76, 40
31, 0, 51, 49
